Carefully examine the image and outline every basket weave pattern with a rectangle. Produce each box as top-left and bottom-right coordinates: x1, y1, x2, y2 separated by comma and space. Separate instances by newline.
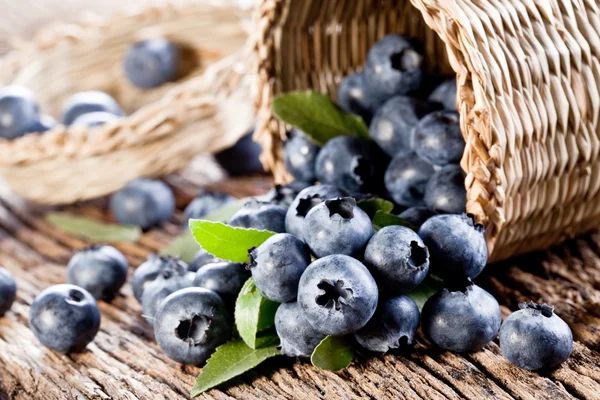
254, 0, 600, 262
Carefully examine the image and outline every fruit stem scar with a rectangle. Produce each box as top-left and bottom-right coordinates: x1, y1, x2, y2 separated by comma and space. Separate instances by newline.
315, 279, 353, 310
175, 314, 211, 346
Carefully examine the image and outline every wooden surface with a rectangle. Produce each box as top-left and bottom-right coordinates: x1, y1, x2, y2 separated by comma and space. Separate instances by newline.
0, 171, 600, 400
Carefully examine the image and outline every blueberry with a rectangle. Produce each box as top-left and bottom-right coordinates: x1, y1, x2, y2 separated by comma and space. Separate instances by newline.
364, 226, 429, 294
412, 111, 463, 166
304, 197, 373, 258
183, 191, 233, 226
398, 207, 437, 228
315, 136, 379, 193
354, 295, 420, 353
384, 153, 435, 208
0, 85, 40, 140
283, 129, 321, 183
215, 132, 265, 176
261, 181, 310, 208
428, 78, 457, 111
285, 184, 347, 239
26, 115, 57, 134
131, 255, 188, 302
67, 245, 128, 301
0, 268, 17, 317
142, 264, 191, 325
297, 255, 378, 335
71, 111, 120, 128
29, 284, 101, 353
229, 199, 287, 232
275, 302, 326, 358
248, 233, 311, 303
193, 261, 250, 305
337, 72, 386, 123
124, 38, 179, 89
62, 90, 124, 125
364, 34, 424, 98
154, 287, 232, 365
369, 96, 439, 157
424, 164, 466, 214
419, 214, 487, 281
421, 282, 501, 353
110, 179, 175, 230
500, 302, 572, 371
188, 249, 218, 273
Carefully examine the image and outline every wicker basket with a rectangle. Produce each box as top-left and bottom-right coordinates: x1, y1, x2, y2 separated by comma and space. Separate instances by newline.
0, 1, 254, 205
253, 0, 600, 262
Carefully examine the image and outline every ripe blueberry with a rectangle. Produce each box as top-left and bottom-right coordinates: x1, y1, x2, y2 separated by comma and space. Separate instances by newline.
285, 184, 347, 239
398, 207, 437, 228
188, 249, 218, 273
61, 90, 124, 125
193, 261, 250, 306
500, 302, 573, 371
248, 233, 311, 303
29, 284, 101, 353
297, 255, 378, 335
0, 268, 17, 317
132, 254, 188, 302
421, 281, 501, 353
141, 261, 191, 324
424, 164, 466, 214
337, 72, 386, 123
428, 78, 457, 111
412, 110, 463, 166
229, 199, 287, 233
283, 129, 321, 183
384, 152, 435, 208
304, 197, 373, 258
124, 38, 180, 89
110, 179, 175, 230
0, 85, 40, 140
364, 34, 424, 98
354, 295, 420, 353
419, 214, 487, 281
275, 302, 326, 358
183, 191, 233, 226
364, 226, 429, 294
154, 287, 232, 365
369, 96, 439, 157
67, 245, 128, 301
214, 132, 265, 176
72, 111, 120, 128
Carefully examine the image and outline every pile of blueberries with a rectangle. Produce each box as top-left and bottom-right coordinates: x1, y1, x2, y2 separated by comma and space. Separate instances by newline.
0, 37, 180, 140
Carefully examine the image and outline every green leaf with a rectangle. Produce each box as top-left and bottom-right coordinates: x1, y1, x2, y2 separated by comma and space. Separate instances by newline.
357, 198, 395, 219
189, 220, 276, 263
311, 335, 354, 371
160, 232, 199, 264
372, 211, 419, 232
235, 278, 280, 349
203, 198, 250, 222
190, 339, 281, 397
407, 278, 443, 311
272, 91, 369, 145
45, 212, 141, 242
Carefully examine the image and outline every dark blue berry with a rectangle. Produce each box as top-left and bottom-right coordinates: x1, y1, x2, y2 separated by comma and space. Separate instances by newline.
0, 268, 17, 317
428, 78, 457, 111
283, 129, 321, 183
0, 85, 40, 140
384, 152, 435, 208
297, 255, 378, 335
72, 111, 120, 128
354, 295, 420, 353
67, 245, 128, 301
214, 132, 264, 176
421, 282, 501, 353
248, 233, 311, 302
188, 249, 218, 273
419, 214, 487, 281
193, 261, 250, 305
154, 287, 232, 365
275, 302, 326, 358
124, 38, 180, 88
229, 199, 287, 232
337, 72, 386, 123
141, 261, 191, 324
364, 226, 429, 294
183, 191, 233, 226
132, 255, 188, 302
304, 197, 373, 258
110, 179, 175, 230
398, 207, 437, 228
500, 302, 573, 371
61, 90, 124, 125
29, 284, 101, 353
412, 110, 463, 166
424, 164, 466, 214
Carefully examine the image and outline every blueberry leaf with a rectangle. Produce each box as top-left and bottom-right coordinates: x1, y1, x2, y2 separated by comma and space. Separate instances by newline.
372, 211, 419, 232
357, 198, 395, 219
407, 278, 444, 310
310, 335, 354, 371
189, 220, 276, 263
45, 212, 141, 242
235, 278, 280, 349
273, 91, 370, 145
190, 338, 281, 397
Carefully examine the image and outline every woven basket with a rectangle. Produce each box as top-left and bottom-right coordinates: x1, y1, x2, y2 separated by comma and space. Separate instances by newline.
253, 0, 600, 262
0, 1, 254, 205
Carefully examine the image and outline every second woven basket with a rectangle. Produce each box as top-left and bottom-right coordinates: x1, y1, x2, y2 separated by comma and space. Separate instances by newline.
253, 0, 600, 262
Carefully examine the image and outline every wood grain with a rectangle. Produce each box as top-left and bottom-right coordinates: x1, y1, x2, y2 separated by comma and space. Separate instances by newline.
0, 173, 599, 400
